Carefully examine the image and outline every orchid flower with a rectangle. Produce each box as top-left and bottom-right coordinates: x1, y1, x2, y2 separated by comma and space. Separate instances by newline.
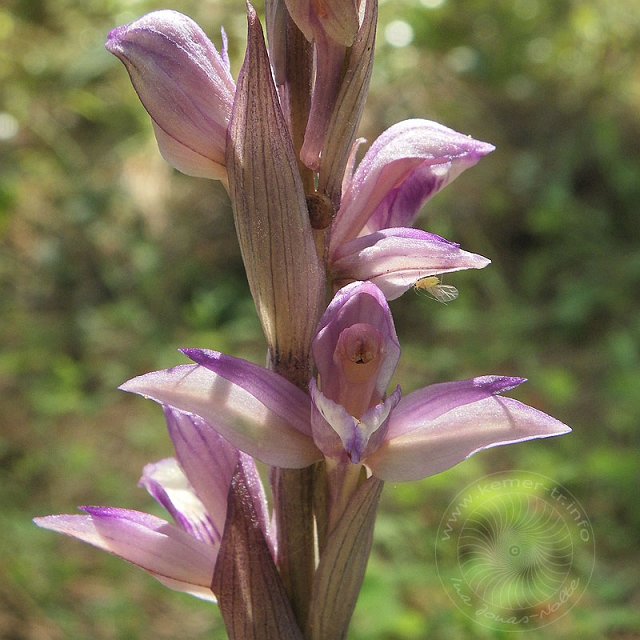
106, 11, 236, 182
119, 282, 570, 484
34, 407, 271, 601
327, 119, 496, 299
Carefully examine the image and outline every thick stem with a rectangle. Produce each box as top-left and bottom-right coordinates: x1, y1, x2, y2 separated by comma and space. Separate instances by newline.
269, 352, 317, 628
324, 460, 365, 532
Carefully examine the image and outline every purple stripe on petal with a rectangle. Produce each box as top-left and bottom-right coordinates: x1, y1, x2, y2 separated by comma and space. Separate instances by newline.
181, 349, 312, 436
331, 119, 494, 248
163, 406, 239, 540
387, 376, 526, 440
140, 458, 219, 545
35, 508, 217, 592
119, 362, 321, 469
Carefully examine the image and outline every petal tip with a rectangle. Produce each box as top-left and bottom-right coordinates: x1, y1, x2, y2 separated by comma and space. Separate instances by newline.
477, 141, 496, 156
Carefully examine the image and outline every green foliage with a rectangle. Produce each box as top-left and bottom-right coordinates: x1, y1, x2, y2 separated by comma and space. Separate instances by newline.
2, 0, 639, 637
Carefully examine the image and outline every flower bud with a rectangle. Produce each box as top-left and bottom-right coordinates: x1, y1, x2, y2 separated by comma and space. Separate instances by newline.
106, 11, 235, 180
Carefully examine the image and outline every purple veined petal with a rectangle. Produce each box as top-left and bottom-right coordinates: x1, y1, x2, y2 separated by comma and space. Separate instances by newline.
366, 396, 571, 482
310, 378, 358, 461
313, 282, 400, 402
386, 376, 527, 440
162, 406, 238, 540
164, 406, 273, 550
106, 10, 235, 180
310, 380, 402, 464
34, 508, 217, 600
181, 349, 312, 435
330, 119, 495, 249
119, 357, 321, 469
331, 227, 491, 300
140, 457, 219, 546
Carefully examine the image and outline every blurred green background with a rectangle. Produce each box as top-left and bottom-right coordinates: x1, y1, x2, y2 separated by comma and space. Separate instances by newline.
1, 0, 639, 638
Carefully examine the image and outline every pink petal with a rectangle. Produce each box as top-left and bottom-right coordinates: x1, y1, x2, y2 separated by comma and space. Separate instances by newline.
366, 396, 571, 482
120, 357, 320, 469
140, 458, 219, 545
300, 34, 346, 170
162, 406, 239, 537
152, 122, 228, 182
34, 508, 216, 600
331, 119, 494, 249
284, 0, 359, 46
331, 227, 491, 300
387, 376, 526, 439
106, 10, 235, 179
309, 379, 358, 461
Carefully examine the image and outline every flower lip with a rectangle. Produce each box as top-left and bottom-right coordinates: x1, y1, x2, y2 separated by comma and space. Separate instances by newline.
313, 281, 400, 407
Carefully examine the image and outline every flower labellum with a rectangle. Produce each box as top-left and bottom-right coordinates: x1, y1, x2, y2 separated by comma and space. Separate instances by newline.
310, 281, 401, 462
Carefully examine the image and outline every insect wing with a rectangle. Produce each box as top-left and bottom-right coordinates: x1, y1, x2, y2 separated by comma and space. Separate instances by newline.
430, 284, 459, 303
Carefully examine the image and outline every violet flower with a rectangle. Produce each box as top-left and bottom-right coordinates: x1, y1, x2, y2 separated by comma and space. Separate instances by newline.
106, 11, 235, 181
34, 407, 271, 601
327, 119, 496, 299
119, 282, 570, 483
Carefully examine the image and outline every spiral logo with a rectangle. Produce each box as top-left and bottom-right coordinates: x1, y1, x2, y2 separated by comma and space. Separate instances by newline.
435, 472, 594, 631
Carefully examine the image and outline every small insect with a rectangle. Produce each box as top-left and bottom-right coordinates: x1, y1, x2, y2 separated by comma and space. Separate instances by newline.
414, 276, 459, 304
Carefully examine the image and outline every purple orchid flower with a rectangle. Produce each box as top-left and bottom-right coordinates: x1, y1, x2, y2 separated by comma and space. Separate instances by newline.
34, 407, 271, 601
327, 119, 496, 299
119, 282, 570, 483
106, 11, 235, 182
